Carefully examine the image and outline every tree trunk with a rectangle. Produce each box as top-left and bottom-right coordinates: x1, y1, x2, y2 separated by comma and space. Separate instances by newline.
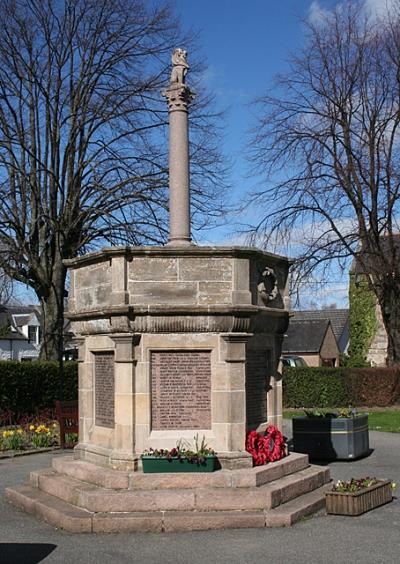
376, 278, 400, 366
38, 261, 67, 362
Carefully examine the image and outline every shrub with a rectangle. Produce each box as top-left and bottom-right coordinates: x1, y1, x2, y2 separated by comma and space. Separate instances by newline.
283, 366, 400, 408
0, 361, 78, 423
346, 367, 400, 407
283, 367, 349, 408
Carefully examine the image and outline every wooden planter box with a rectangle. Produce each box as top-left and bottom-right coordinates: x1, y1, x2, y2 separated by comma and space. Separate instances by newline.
326, 480, 393, 515
141, 455, 217, 473
292, 414, 369, 460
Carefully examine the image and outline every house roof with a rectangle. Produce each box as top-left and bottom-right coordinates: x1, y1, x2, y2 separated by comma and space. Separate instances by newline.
13, 314, 31, 327
291, 309, 348, 342
282, 319, 331, 354
7, 305, 41, 324
0, 306, 26, 340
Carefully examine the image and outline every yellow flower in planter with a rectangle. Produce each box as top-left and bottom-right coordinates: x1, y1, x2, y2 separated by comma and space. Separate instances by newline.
29, 425, 35, 431
16, 429, 23, 435
35, 424, 50, 434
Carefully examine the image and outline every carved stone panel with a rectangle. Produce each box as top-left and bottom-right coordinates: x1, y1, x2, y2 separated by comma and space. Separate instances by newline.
151, 351, 211, 430
94, 352, 115, 428
246, 349, 272, 426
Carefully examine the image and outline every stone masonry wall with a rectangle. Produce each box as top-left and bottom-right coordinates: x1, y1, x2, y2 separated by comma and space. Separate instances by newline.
128, 256, 236, 307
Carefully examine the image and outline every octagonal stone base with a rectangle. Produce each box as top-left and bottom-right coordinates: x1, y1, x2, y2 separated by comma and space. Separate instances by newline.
64, 245, 290, 469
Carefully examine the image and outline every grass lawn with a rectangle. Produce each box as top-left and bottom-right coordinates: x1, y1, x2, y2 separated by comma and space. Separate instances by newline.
283, 409, 400, 433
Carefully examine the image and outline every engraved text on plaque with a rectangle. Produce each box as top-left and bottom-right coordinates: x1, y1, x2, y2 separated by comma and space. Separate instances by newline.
246, 349, 271, 425
94, 351, 115, 428
151, 351, 211, 430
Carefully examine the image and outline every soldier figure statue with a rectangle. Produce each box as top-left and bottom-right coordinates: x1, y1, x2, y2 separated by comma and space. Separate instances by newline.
170, 48, 189, 85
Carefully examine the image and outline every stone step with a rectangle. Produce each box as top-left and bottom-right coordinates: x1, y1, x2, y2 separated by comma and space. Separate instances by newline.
5, 484, 93, 533
267, 465, 330, 509
93, 510, 266, 533
194, 466, 330, 511
32, 464, 329, 513
30, 469, 98, 507
264, 484, 332, 527
6, 483, 330, 533
52, 452, 310, 490
52, 456, 130, 489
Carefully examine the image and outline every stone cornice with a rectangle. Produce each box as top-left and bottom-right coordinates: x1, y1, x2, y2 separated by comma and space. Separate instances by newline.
65, 304, 289, 336
64, 245, 292, 269
65, 304, 289, 321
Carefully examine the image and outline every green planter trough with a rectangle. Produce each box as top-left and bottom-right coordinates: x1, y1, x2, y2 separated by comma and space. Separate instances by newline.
141, 455, 218, 473
292, 414, 369, 460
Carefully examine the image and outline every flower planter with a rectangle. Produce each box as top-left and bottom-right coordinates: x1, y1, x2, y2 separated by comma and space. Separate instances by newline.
292, 414, 369, 460
141, 455, 218, 473
326, 480, 393, 515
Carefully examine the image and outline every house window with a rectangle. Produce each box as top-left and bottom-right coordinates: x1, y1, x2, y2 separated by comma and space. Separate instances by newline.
28, 326, 37, 344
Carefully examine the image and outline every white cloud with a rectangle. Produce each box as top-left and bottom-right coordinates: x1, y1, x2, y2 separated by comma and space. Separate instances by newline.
308, 1, 331, 25
364, 0, 397, 21
309, 0, 398, 25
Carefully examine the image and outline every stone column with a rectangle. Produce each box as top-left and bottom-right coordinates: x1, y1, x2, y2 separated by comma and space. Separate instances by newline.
110, 334, 141, 468
218, 333, 253, 469
162, 49, 194, 246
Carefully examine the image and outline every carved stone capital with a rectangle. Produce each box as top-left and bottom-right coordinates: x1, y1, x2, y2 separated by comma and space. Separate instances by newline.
162, 84, 195, 112
110, 334, 141, 363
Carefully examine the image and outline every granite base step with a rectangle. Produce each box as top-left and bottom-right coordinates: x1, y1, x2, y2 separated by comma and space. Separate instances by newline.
5, 452, 331, 532
30, 464, 329, 512
5, 483, 331, 533
51, 452, 310, 489
5, 484, 92, 533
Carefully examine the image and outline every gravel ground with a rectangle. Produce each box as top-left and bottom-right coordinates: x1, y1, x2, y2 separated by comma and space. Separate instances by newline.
0, 425, 399, 564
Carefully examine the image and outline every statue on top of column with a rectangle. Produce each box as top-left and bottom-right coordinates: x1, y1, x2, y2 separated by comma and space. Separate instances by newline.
170, 48, 189, 85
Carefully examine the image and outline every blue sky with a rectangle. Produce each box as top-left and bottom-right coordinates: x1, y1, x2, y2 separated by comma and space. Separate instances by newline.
174, 0, 348, 307
15, 0, 359, 306
175, 0, 320, 243
14, 0, 346, 306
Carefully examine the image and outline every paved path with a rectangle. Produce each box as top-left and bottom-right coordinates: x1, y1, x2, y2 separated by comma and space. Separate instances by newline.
0, 427, 399, 564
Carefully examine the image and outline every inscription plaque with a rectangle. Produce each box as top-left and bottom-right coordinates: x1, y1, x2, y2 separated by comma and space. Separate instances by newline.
94, 351, 115, 428
151, 351, 211, 430
246, 349, 272, 425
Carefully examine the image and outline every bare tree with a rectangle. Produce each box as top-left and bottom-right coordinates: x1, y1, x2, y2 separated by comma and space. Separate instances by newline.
0, 0, 227, 359
248, 1, 400, 365
0, 269, 13, 304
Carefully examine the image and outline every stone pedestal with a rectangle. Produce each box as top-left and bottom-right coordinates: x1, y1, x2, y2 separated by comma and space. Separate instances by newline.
65, 245, 290, 470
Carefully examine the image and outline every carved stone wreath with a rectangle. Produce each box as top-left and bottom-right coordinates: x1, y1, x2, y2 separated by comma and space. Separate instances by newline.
258, 267, 279, 304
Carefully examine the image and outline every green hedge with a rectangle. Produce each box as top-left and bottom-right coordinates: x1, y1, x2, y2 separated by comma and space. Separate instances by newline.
283, 367, 349, 408
0, 361, 78, 420
346, 367, 400, 406
283, 366, 400, 408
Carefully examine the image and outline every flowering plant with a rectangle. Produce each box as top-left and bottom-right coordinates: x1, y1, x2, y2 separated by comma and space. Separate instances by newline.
1, 428, 24, 450
0, 421, 59, 451
142, 434, 215, 465
30, 424, 52, 448
304, 408, 359, 419
246, 425, 286, 466
332, 477, 397, 493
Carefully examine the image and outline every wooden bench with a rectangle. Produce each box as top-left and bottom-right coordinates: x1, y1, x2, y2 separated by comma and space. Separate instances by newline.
55, 400, 78, 449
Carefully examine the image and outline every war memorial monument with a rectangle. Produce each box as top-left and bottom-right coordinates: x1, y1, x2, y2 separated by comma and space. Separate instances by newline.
5, 50, 330, 532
